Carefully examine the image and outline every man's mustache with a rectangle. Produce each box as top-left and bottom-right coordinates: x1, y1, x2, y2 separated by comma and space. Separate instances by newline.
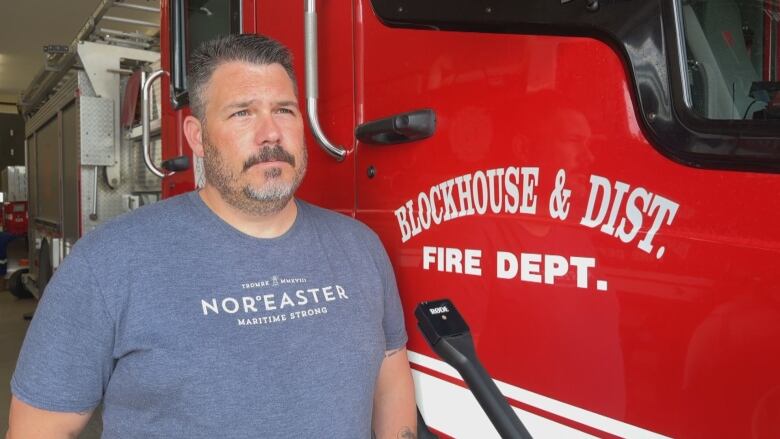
242, 145, 296, 172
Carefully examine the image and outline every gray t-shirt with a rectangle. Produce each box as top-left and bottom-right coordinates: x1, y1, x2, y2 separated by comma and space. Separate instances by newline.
12, 192, 407, 438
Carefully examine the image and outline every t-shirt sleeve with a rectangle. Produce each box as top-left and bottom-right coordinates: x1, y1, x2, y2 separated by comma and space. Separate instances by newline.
369, 233, 408, 351
11, 250, 115, 413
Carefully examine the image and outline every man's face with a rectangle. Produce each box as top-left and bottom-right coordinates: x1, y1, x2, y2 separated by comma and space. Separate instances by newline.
200, 61, 306, 215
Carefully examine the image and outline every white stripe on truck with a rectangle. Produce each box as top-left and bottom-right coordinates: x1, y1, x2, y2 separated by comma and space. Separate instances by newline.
409, 351, 671, 439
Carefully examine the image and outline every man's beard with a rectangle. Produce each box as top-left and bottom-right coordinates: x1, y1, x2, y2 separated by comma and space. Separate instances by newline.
202, 133, 307, 216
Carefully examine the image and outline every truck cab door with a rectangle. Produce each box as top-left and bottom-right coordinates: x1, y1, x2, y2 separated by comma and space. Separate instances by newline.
353, 1, 629, 436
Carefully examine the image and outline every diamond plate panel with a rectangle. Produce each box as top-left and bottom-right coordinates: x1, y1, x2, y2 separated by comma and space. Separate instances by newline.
79, 75, 161, 236
81, 136, 160, 234
80, 96, 116, 166
78, 70, 96, 97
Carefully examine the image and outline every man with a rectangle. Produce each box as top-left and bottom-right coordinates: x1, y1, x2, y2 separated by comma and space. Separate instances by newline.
8, 34, 416, 438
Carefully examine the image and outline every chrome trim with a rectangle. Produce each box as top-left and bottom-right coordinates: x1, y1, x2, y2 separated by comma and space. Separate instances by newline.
304, 0, 347, 161
142, 69, 170, 178
103, 15, 160, 28
673, 0, 692, 108
770, 10, 777, 80
112, 2, 159, 13
90, 166, 99, 221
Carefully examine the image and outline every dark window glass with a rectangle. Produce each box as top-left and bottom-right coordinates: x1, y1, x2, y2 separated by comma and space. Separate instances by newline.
187, 0, 237, 62
170, 0, 240, 108
681, 0, 779, 120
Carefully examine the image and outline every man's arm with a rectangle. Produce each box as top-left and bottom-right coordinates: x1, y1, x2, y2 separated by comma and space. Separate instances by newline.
6, 396, 92, 439
372, 347, 417, 439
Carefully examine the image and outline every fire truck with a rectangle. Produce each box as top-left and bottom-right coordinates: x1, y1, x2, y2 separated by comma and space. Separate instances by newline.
23, 0, 780, 437
19, 1, 163, 298
144, 1, 780, 437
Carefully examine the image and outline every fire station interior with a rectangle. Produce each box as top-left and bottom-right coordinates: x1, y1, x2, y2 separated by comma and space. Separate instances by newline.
0, 1, 159, 437
0, 0, 778, 438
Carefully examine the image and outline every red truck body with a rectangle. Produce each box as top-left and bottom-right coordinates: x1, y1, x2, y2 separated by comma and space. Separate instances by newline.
157, 1, 780, 437
3, 201, 28, 236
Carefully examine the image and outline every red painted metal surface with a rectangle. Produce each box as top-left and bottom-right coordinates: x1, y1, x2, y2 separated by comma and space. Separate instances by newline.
159, 0, 195, 199
255, 1, 355, 215
158, 0, 780, 436
241, 0, 256, 35
351, 6, 780, 437
2, 201, 28, 236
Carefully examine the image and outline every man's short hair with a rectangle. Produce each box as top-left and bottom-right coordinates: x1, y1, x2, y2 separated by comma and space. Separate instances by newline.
187, 33, 297, 121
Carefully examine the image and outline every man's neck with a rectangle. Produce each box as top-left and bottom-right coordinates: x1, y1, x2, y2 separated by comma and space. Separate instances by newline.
198, 186, 298, 239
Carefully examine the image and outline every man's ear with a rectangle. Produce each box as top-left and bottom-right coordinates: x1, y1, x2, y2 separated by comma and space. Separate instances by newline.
183, 115, 205, 158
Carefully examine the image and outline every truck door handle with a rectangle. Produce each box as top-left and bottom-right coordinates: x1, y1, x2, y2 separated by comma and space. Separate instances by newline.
141, 69, 172, 178
356, 109, 436, 145
304, 0, 347, 161
161, 155, 190, 172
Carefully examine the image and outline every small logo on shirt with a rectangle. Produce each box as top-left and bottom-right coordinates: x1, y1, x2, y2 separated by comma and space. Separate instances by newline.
240, 275, 308, 290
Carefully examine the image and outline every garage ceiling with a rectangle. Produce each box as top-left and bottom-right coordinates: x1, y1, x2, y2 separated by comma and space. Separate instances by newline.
0, 0, 159, 113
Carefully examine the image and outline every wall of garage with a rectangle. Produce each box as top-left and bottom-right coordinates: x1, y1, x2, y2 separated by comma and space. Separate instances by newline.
0, 113, 25, 170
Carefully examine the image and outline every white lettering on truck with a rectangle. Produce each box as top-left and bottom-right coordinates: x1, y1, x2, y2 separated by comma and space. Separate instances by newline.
395, 168, 678, 261
394, 166, 539, 243
580, 174, 678, 259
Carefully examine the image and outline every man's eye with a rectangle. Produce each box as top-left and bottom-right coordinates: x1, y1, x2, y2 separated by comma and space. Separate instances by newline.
231, 110, 249, 117
276, 108, 294, 115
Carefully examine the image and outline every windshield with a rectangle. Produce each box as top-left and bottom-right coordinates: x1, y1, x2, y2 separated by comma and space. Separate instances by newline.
680, 0, 779, 120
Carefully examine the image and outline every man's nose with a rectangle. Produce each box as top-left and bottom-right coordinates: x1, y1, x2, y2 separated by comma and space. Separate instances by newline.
254, 113, 282, 145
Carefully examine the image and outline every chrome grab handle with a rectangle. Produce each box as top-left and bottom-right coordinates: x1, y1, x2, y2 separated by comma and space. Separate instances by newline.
89, 166, 99, 221
304, 0, 347, 161
141, 69, 171, 178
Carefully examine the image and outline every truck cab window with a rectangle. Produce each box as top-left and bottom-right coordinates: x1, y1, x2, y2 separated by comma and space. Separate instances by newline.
187, 0, 237, 60
680, 0, 779, 120
170, 0, 240, 107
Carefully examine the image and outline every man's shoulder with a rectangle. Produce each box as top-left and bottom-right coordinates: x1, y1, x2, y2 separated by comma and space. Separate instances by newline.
298, 199, 377, 241
75, 192, 195, 253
